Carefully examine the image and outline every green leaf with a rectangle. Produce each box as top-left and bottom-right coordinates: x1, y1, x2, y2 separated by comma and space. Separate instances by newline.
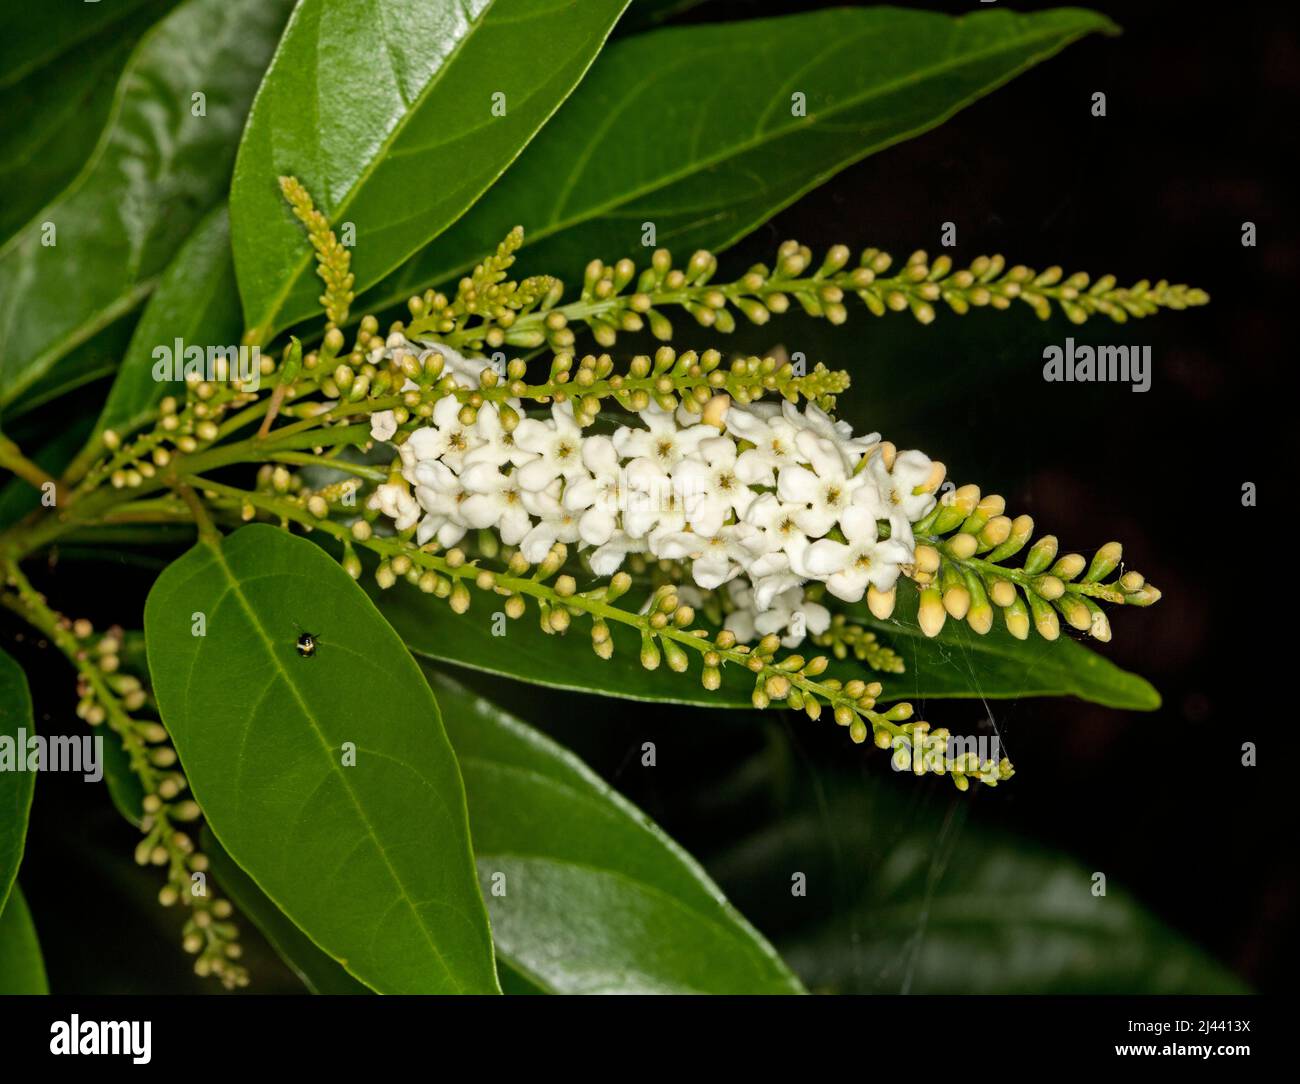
0, 645, 35, 917
230, 0, 631, 340
0, 0, 294, 409
0, 0, 174, 84
616, 0, 709, 35
371, 574, 1157, 711
94, 205, 242, 444
202, 828, 371, 994
361, 5, 1115, 312
144, 524, 498, 993
0, 885, 48, 994
431, 669, 803, 993
0, 317, 135, 425
0, 1, 175, 245
712, 768, 1245, 994
186, 664, 800, 994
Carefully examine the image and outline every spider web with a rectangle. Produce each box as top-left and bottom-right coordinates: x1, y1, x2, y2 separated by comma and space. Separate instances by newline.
789, 614, 1059, 992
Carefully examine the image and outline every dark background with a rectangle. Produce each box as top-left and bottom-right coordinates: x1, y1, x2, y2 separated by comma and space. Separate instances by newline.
5, 0, 1293, 993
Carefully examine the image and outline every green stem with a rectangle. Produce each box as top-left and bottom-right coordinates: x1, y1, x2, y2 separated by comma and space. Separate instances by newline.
0, 435, 55, 492
0, 421, 372, 562
0, 559, 160, 794
263, 451, 387, 481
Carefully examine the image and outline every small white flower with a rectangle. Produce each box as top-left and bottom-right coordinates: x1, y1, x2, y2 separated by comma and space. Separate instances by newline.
782, 401, 879, 465
744, 493, 813, 576
561, 435, 623, 547
463, 402, 536, 470
513, 403, 589, 491
724, 607, 757, 644
722, 580, 761, 642
613, 405, 713, 469
804, 505, 912, 602
750, 569, 805, 611
416, 514, 468, 549
518, 487, 582, 564
776, 430, 864, 537
589, 529, 642, 576
457, 465, 535, 546
869, 447, 938, 524
367, 482, 420, 532
657, 522, 763, 590
671, 435, 755, 537
725, 405, 801, 486
400, 394, 481, 475
370, 410, 398, 443
754, 586, 832, 648
623, 458, 686, 539
408, 461, 468, 547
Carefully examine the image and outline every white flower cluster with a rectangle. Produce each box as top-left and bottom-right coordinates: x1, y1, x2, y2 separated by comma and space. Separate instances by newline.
366, 336, 940, 639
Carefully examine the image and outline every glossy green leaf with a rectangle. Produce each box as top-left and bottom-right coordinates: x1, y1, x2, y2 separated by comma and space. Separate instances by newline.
0, 0, 294, 409
431, 669, 802, 992
94, 205, 242, 444
230, 0, 630, 339
0, 1, 175, 245
372, 574, 1157, 711
0, 318, 133, 424
361, 6, 1115, 312
202, 828, 371, 994
144, 524, 498, 993
0, 886, 48, 994
712, 768, 1245, 994
199, 671, 798, 993
0, 645, 35, 917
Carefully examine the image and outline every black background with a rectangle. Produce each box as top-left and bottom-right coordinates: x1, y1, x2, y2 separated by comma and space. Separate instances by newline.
4, 0, 1293, 994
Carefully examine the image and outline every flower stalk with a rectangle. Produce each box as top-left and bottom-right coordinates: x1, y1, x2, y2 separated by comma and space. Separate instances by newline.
403, 233, 1210, 355
0, 560, 247, 986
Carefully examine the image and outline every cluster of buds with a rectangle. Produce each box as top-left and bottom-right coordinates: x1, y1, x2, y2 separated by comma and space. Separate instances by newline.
57, 614, 247, 987
404, 226, 564, 352
364, 330, 849, 426
886, 721, 1015, 791
393, 225, 1209, 361
809, 611, 906, 674
89, 379, 263, 494
843, 247, 1209, 326
905, 483, 1160, 642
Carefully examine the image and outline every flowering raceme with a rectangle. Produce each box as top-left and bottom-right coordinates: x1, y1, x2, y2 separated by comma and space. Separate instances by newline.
366, 334, 941, 645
